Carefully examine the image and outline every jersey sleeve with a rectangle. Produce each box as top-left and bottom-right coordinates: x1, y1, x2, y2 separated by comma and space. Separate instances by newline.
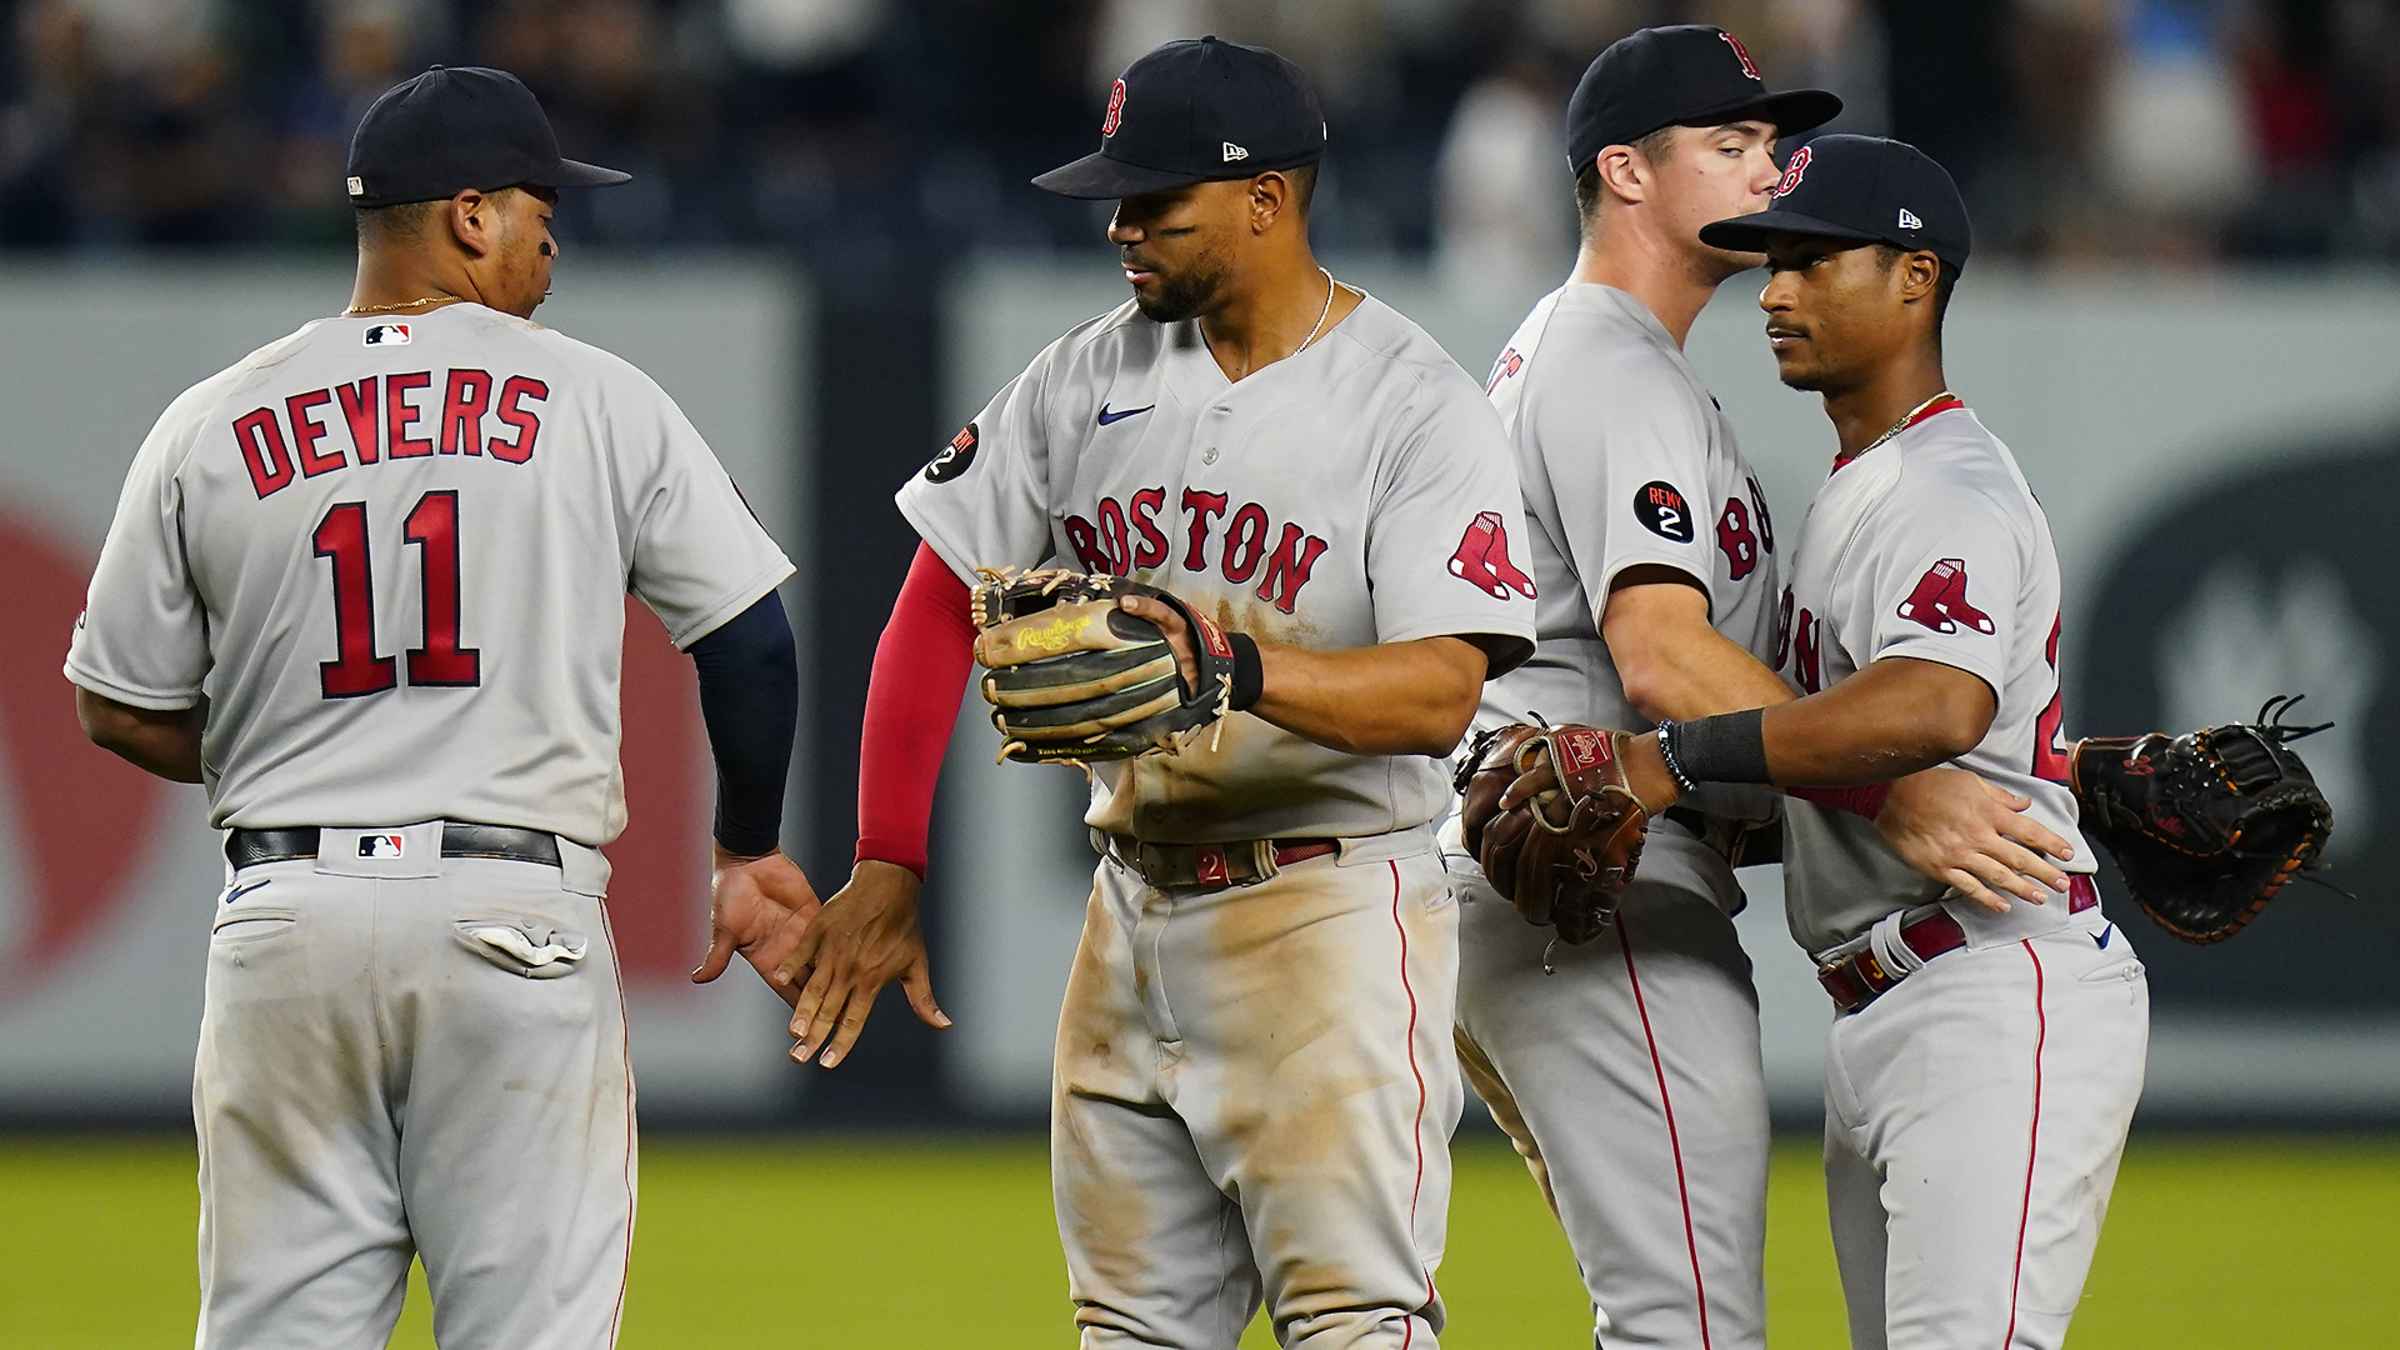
1364, 373, 1537, 673
64, 414, 210, 710
1535, 353, 1717, 619
893, 334, 1070, 587
616, 372, 795, 649
1853, 475, 2024, 696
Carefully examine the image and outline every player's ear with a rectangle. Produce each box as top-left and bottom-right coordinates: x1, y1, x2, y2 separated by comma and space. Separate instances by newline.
1897, 249, 1941, 305
1248, 172, 1289, 234
1593, 145, 1648, 207
446, 189, 494, 258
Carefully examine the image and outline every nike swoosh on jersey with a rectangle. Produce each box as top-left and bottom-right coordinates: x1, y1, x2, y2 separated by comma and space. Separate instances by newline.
223, 878, 274, 905
1096, 403, 1155, 426
2093, 923, 2113, 949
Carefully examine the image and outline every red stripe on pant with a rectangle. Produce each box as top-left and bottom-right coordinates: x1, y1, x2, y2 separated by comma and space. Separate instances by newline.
1390, 859, 1436, 1347
2003, 940, 2048, 1347
1619, 914, 1714, 1350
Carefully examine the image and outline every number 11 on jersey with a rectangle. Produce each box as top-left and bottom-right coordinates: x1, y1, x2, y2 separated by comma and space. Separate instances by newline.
312, 490, 483, 700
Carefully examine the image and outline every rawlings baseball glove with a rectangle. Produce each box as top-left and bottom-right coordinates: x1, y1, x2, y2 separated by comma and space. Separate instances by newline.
971, 567, 1236, 766
2069, 695, 2336, 944
1454, 720, 1650, 950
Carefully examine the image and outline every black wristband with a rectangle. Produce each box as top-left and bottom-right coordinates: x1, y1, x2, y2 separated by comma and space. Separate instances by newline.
1653, 720, 1703, 797
1228, 632, 1264, 712
1674, 707, 1772, 785
1228, 634, 1267, 711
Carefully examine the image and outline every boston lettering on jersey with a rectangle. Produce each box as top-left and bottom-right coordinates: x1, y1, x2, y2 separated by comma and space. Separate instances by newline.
231, 369, 550, 500
1061, 485, 1329, 614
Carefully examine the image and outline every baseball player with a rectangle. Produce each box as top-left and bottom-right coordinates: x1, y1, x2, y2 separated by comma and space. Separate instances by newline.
1586, 135, 2146, 1349
65, 67, 813, 1348
1449, 30, 2084, 1350
763, 37, 1536, 1348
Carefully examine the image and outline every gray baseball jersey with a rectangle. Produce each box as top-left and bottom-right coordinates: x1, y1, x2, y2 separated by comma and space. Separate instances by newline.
909, 292, 1533, 1347
898, 293, 1537, 842
1782, 402, 2147, 1350
1441, 283, 1783, 909
65, 303, 793, 847
67, 301, 791, 1349
1443, 282, 1782, 1347
1774, 400, 2094, 957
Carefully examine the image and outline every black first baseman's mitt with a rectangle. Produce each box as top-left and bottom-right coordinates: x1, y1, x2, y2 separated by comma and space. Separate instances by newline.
2070, 695, 2337, 943
1454, 720, 1650, 951
971, 568, 1236, 766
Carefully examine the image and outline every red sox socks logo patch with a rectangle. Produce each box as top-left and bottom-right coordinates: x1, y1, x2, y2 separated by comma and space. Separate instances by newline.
1896, 558, 1996, 634
1485, 346, 1524, 395
1449, 510, 1537, 600
1772, 144, 1812, 199
1102, 79, 1127, 137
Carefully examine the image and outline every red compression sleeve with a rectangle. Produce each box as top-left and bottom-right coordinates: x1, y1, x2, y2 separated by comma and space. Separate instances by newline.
855, 543, 977, 877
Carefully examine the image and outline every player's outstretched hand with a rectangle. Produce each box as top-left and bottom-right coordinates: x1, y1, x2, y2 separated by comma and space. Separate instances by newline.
691, 847, 824, 1009
767, 860, 952, 1068
1876, 767, 2076, 913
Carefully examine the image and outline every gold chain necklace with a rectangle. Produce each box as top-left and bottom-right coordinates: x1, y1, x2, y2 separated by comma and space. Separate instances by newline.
1861, 390, 1958, 455
1837, 390, 1959, 469
342, 295, 458, 317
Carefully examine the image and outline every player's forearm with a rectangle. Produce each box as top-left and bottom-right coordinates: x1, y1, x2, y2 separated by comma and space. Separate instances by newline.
1615, 623, 1799, 723
1250, 636, 1486, 758
688, 592, 799, 857
74, 688, 205, 783
1755, 657, 1993, 784
1625, 657, 1995, 807
1601, 573, 1798, 723
854, 543, 977, 877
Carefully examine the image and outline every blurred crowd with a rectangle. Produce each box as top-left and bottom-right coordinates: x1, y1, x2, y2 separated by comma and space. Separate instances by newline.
2, 0, 2396, 276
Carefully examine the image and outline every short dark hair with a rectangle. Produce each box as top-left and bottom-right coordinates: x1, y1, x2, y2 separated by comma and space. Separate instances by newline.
1574, 126, 1679, 237
1877, 244, 1960, 343
354, 199, 441, 247
1285, 162, 1319, 215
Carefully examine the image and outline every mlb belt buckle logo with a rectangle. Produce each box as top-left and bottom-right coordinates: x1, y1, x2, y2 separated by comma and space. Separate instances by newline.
358, 833, 407, 859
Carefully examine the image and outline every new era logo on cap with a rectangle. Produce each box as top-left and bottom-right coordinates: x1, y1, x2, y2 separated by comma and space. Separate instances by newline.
347, 175, 365, 197
1899, 208, 1924, 230
1222, 142, 1249, 162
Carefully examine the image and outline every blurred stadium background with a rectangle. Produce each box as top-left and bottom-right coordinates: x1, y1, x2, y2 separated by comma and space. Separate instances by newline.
3, 0, 2398, 1344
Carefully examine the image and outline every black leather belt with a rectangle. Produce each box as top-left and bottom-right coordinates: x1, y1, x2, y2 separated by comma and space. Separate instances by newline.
1102, 835, 1340, 890
225, 824, 561, 871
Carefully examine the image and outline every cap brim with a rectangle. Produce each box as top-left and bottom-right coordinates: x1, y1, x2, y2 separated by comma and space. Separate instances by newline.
1679, 88, 1844, 139
1031, 151, 1210, 200
532, 157, 633, 190
1698, 207, 1890, 255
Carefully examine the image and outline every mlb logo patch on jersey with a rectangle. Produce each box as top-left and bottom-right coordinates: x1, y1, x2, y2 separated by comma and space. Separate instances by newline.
358, 833, 407, 859
363, 323, 412, 347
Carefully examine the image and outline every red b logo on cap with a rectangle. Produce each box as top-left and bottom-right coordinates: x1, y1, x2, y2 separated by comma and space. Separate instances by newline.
1772, 144, 1812, 199
1720, 30, 1763, 81
1102, 79, 1127, 137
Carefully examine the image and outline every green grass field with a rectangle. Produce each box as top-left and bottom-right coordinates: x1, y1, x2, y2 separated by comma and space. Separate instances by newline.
0, 1133, 2388, 1346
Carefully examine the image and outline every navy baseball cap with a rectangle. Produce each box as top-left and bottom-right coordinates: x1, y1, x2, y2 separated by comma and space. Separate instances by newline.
1700, 134, 1972, 271
346, 65, 631, 208
1566, 25, 1840, 174
1033, 37, 1326, 200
